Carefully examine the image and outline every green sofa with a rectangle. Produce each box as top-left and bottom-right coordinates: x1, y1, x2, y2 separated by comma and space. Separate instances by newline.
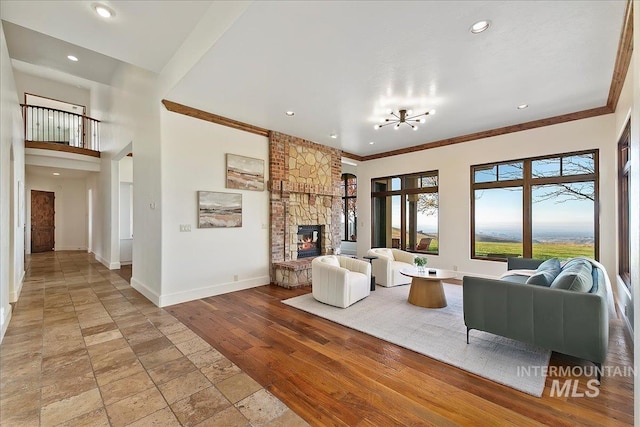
463, 257, 609, 381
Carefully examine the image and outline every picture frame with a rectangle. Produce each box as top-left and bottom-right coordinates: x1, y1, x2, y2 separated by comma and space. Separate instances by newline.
226, 153, 264, 191
198, 191, 242, 228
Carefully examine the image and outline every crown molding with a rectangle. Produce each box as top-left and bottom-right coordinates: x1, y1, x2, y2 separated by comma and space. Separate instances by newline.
161, 99, 270, 137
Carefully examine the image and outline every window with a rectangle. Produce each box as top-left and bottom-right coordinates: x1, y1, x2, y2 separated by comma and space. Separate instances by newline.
371, 171, 438, 253
341, 173, 357, 241
618, 121, 631, 288
471, 150, 598, 261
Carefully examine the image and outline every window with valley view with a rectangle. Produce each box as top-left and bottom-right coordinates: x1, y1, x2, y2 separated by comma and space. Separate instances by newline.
371, 171, 439, 254
617, 121, 630, 289
471, 150, 598, 261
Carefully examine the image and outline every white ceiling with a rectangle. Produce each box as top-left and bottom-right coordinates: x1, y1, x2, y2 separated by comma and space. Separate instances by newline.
26, 164, 93, 179
1, 1, 627, 157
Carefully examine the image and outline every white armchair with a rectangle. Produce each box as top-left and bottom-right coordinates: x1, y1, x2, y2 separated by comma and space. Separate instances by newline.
311, 255, 371, 308
366, 248, 416, 287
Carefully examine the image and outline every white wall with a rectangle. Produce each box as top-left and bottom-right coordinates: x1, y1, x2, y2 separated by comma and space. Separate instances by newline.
13, 70, 91, 114
119, 182, 133, 264
25, 174, 88, 252
118, 156, 133, 264
631, 2, 640, 422
0, 21, 25, 341
9, 112, 25, 303
86, 173, 100, 255
119, 156, 133, 182
88, 63, 162, 292
159, 110, 270, 306
357, 114, 617, 282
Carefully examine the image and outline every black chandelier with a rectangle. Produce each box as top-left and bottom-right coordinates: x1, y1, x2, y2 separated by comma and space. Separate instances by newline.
374, 109, 435, 130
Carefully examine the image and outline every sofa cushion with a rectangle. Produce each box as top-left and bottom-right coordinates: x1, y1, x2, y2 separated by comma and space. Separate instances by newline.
550, 259, 593, 292
526, 258, 561, 287
502, 274, 529, 284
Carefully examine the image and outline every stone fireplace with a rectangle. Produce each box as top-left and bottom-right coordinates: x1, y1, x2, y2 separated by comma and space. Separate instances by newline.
269, 131, 342, 287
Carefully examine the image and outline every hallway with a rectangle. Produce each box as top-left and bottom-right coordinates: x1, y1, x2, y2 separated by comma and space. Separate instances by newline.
0, 251, 305, 426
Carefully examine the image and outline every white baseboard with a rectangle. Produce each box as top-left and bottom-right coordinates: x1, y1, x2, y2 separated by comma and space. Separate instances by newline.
9, 270, 25, 303
94, 253, 121, 270
0, 304, 12, 344
158, 276, 270, 307
120, 260, 132, 266
131, 277, 161, 306
55, 246, 88, 251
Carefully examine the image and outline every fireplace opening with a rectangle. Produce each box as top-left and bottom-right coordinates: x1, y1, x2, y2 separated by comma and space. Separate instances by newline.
297, 225, 322, 258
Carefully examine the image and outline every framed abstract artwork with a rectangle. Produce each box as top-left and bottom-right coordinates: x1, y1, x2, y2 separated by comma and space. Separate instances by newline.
226, 153, 264, 191
198, 191, 242, 228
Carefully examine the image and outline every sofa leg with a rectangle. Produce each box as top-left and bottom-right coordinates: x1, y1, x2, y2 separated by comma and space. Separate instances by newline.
594, 362, 602, 385
466, 328, 470, 344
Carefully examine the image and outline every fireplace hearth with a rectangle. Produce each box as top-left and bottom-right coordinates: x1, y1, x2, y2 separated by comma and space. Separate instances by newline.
297, 225, 322, 258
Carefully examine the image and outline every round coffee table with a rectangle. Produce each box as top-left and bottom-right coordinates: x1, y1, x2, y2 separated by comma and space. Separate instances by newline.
400, 268, 457, 308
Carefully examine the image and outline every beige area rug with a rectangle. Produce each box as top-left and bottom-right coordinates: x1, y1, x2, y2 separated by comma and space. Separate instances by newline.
282, 283, 550, 397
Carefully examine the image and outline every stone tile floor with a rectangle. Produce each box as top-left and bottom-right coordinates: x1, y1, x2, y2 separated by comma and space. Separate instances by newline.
0, 251, 308, 427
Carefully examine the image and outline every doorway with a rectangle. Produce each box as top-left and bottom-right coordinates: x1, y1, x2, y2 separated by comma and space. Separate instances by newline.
31, 190, 55, 253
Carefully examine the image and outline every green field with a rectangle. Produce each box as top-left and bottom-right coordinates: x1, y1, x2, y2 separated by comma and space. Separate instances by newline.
475, 242, 594, 260
387, 227, 592, 259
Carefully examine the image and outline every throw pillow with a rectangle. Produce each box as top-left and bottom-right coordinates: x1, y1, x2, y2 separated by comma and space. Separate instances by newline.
321, 256, 340, 268
536, 258, 561, 274
550, 259, 593, 292
372, 248, 393, 260
525, 258, 561, 287
526, 270, 556, 287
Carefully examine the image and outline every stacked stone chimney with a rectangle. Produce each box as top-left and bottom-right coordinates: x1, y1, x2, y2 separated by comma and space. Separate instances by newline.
269, 131, 342, 283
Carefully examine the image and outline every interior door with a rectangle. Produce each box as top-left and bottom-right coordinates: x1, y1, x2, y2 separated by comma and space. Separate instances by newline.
31, 190, 55, 253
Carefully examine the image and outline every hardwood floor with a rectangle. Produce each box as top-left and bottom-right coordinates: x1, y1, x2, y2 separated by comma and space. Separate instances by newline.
167, 284, 635, 426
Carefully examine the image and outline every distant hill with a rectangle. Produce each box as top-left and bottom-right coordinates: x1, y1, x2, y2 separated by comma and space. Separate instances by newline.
475, 233, 520, 243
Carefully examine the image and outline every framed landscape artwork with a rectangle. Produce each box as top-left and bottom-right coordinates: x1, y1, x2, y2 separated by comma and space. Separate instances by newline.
198, 191, 242, 228
226, 153, 265, 191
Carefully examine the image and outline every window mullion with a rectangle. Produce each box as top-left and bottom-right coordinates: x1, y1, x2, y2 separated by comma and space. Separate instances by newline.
523, 160, 532, 258
400, 193, 406, 250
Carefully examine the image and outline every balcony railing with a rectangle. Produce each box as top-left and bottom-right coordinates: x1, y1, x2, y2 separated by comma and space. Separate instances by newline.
22, 104, 100, 152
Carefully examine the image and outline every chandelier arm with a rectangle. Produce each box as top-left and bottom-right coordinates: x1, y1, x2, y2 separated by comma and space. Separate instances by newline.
406, 112, 429, 120
377, 121, 400, 129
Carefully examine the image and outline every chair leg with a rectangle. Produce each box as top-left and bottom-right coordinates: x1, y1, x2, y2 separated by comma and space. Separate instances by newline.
594, 362, 602, 385
466, 327, 470, 344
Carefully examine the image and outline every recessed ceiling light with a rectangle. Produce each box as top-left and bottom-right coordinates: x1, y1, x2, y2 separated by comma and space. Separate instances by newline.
93, 4, 115, 18
369, 141, 375, 145
517, 104, 529, 109
470, 20, 491, 34
330, 133, 337, 139
53, 172, 60, 176
285, 111, 295, 116
67, 55, 78, 62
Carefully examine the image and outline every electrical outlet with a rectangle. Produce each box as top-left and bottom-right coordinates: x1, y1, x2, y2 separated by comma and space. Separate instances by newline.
233, 275, 239, 282
453, 265, 458, 271
179, 224, 191, 232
